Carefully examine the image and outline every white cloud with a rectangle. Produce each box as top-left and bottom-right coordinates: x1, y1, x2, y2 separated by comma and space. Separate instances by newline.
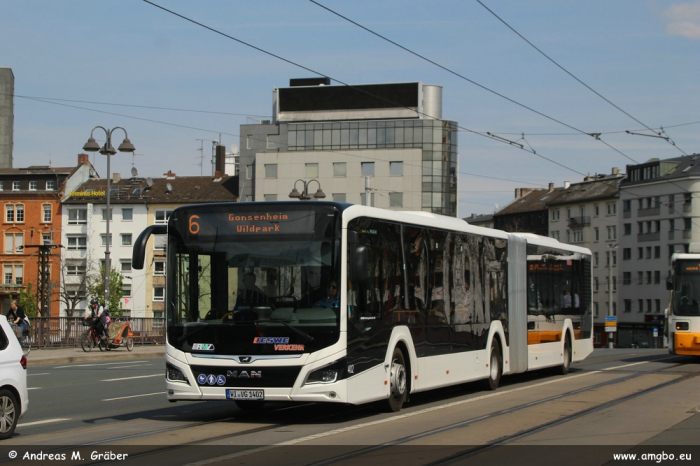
664, 1, 700, 39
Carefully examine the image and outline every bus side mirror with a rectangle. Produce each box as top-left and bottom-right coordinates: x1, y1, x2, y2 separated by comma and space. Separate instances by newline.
347, 230, 367, 284
666, 274, 673, 291
133, 225, 167, 269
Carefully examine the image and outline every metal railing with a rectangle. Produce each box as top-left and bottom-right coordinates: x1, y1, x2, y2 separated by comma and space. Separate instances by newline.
24, 317, 165, 348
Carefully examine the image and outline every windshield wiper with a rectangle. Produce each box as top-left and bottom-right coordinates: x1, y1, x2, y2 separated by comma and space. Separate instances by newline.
268, 318, 315, 342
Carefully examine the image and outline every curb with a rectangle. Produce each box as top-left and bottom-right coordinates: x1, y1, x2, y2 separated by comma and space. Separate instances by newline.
28, 349, 165, 367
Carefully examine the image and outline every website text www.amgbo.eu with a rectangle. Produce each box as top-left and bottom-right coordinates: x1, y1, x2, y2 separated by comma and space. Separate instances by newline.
614, 452, 692, 462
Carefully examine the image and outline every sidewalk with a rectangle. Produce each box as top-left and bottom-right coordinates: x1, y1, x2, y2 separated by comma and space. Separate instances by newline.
26, 345, 165, 367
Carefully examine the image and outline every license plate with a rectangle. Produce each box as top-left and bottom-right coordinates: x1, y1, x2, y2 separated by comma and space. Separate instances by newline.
226, 389, 264, 400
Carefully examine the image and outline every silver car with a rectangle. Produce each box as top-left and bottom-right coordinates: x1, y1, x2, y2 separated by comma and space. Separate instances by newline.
0, 315, 28, 440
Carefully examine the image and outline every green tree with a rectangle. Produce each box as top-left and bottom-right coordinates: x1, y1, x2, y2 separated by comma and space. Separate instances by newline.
18, 283, 37, 317
87, 265, 125, 318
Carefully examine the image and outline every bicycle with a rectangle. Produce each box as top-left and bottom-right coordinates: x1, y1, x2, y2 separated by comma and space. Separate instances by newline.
80, 319, 104, 352
9, 322, 31, 354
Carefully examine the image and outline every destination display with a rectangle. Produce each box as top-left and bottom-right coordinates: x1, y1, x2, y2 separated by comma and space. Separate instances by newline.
678, 260, 700, 274
181, 209, 316, 238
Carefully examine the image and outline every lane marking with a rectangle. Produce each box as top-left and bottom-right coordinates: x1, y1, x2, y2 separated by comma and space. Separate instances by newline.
18, 418, 70, 427
54, 360, 149, 369
28, 373, 50, 376
102, 374, 162, 382
110, 364, 153, 369
28, 387, 42, 390
103, 392, 164, 401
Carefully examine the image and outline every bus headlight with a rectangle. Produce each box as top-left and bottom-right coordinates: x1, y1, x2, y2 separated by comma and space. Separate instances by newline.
305, 359, 346, 385
676, 322, 689, 331
166, 362, 190, 385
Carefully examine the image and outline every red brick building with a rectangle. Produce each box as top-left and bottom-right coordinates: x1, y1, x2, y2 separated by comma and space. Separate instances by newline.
0, 155, 95, 316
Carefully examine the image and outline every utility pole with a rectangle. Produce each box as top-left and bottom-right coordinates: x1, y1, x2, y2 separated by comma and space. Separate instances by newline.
22, 244, 62, 316
196, 139, 205, 176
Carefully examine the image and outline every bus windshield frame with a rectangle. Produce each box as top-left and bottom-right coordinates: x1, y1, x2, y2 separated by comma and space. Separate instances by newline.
164, 202, 343, 355
672, 259, 700, 317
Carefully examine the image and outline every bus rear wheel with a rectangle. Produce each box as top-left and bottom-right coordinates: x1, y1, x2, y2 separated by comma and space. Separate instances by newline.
485, 338, 502, 391
387, 347, 407, 412
560, 338, 572, 375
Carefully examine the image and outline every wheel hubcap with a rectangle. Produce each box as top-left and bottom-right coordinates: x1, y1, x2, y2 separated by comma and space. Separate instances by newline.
390, 360, 406, 396
490, 352, 499, 380
0, 396, 15, 434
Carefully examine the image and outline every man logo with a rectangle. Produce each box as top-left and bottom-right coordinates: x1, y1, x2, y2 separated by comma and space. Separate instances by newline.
193, 343, 215, 351
227, 370, 261, 378
239, 356, 252, 363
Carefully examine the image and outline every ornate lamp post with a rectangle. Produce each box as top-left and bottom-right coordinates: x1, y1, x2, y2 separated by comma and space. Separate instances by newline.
288, 179, 326, 201
82, 127, 135, 308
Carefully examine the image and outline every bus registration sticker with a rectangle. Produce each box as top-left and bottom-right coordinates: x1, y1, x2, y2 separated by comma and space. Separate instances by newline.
226, 389, 264, 401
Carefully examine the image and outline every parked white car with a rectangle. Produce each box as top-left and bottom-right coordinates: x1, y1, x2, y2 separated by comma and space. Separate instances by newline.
0, 315, 28, 440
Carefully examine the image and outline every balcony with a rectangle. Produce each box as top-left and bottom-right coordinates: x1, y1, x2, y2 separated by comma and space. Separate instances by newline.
637, 232, 660, 242
568, 216, 590, 228
637, 207, 660, 217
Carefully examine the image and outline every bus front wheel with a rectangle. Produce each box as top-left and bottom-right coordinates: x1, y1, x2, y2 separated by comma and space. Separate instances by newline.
387, 347, 407, 412
485, 338, 502, 391
560, 338, 572, 375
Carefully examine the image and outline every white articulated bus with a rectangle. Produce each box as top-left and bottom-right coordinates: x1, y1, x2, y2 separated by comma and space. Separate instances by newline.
665, 254, 700, 357
133, 202, 593, 412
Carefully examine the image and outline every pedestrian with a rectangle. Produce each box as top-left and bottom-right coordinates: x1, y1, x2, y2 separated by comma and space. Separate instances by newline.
6, 300, 28, 346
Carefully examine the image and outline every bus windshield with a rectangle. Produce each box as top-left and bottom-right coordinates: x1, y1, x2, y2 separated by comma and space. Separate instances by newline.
165, 203, 342, 355
673, 259, 700, 317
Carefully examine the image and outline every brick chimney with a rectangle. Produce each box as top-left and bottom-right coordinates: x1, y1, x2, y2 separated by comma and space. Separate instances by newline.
78, 153, 90, 165
164, 171, 176, 179
214, 170, 222, 181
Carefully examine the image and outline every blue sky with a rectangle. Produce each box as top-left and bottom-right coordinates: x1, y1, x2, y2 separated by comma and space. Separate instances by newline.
2, 0, 699, 217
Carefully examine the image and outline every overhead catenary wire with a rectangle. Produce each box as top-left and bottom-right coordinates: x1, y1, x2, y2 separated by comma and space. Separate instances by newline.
308, 0, 639, 165
142, 0, 589, 177
474, 0, 689, 157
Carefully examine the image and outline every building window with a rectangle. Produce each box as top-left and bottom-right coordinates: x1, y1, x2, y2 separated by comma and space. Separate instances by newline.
638, 271, 643, 284
389, 192, 403, 207
360, 192, 375, 207
121, 260, 132, 272
622, 200, 630, 212
684, 193, 692, 205
654, 271, 660, 284
68, 209, 87, 224
121, 234, 132, 246
265, 164, 277, 178
332, 193, 346, 202
361, 162, 375, 177
155, 210, 173, 224
246, 165, 252, 180
655, 246, 660, 258
42, 233, 52, 245
594, 252, 599, 266
0, 181, 3, 190
333, 162, 347, 177
623, 223, 631, 235
66, 261, 87, 276
623, 272, 631, 285
623, 248, 631, 260
154, 261, 166, 276
3, 265, 23, 285
101, 234, 113, 246
607, 202, 616, 215
67, 235, 87, 250
305, 163, 319, 178
670, 219, 675, 231
29, 181, 37, 191
5, 205, 14, 223
46, 180, 55, 190
122, 208, 133, 221
594, 228, 599, 241
153, 286, 165, 301
594, 277, 599, 292
624, 299, 632, 313
646, 271, 652, 284
12, 181, 20, 191
594, 302, 599, 317
390, 161, 404, 176
101, 208, 113, 221
684, 218, 692, 231
154, 234, 167, 251
607, 226, 616, 240
123, 283, 132, 297
43, 204, 52, 223
15, 205, 24, 223
4, 233, 23, 254
264, 194, 277, 201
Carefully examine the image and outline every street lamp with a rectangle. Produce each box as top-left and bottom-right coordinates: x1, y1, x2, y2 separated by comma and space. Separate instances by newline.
288, 179, 326, 201
82, 126, 135, 308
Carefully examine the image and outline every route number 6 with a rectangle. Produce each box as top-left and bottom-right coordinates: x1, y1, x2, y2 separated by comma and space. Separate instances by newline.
189, 215, 200, 235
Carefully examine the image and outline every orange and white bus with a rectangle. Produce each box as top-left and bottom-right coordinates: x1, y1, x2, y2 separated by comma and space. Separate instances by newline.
666, 253, 700, 356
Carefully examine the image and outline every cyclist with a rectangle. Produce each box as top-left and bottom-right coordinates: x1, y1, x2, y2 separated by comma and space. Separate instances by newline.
85, 298, 106, 340
6, 300, 27, 346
